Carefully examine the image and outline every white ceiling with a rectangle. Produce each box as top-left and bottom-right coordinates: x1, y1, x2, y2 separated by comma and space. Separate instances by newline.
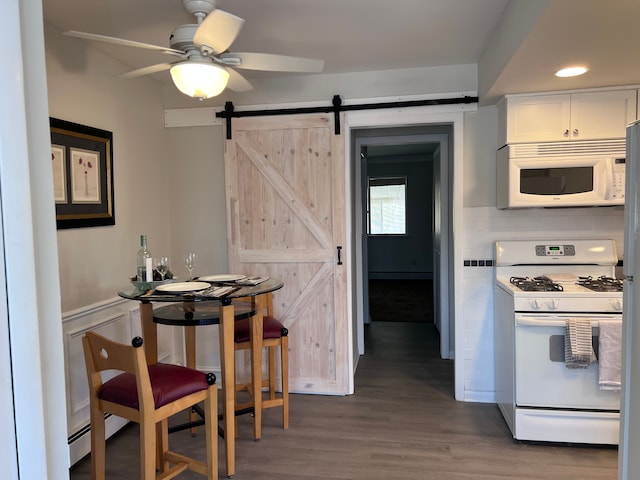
41, 0, 640, 103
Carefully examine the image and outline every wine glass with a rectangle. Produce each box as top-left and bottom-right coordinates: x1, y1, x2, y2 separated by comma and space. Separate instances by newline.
184, 252, 197, 280
155, 257, 169, 281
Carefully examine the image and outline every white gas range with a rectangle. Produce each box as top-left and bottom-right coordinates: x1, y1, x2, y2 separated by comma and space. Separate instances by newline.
494, 239, 622, 445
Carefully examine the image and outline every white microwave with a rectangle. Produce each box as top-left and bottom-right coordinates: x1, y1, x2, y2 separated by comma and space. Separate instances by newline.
497, 140, 626, 209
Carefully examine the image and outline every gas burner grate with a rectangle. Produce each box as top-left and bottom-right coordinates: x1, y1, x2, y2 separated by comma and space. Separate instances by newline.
577, 276, 623, 292
509, 276, 564, 292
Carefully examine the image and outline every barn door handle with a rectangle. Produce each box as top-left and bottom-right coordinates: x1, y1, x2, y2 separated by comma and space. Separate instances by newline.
337, 246, 343, 265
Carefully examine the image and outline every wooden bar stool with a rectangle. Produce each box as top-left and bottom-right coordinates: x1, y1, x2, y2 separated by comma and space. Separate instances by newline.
234, 292, 289, 437
82, 331, 218, 480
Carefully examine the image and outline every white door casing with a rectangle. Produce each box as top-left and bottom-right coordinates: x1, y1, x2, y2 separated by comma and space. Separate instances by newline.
354, 131, 449, 358
345, 104, 468, 400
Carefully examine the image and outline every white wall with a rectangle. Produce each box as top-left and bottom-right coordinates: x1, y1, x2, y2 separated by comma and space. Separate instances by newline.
463, 106, 500, 207
46, 24, 176, 311
478, 0, 551, 104
165, 125, 229, 280
46, 24, 233, 311
162, 64, 479, 109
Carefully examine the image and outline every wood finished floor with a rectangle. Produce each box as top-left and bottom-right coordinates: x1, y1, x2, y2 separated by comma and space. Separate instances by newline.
69, 322, 618, 479
369, 280, 434, 322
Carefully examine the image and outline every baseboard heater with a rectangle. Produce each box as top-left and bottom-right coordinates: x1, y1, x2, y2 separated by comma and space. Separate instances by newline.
68, 413, 129, 466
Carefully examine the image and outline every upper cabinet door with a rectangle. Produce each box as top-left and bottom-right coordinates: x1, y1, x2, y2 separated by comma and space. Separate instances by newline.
504, 94, 571, 144
500, 89, 638, 145
570, 90, 637, 140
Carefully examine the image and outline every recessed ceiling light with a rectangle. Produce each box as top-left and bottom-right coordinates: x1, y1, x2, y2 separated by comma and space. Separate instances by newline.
555, 66, 588, 78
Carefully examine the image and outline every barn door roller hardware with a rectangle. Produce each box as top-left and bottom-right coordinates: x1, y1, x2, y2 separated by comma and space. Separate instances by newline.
217, 94, 478, 139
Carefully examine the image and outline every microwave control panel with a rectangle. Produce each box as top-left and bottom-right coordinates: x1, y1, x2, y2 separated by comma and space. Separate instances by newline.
610, 158, 626, 200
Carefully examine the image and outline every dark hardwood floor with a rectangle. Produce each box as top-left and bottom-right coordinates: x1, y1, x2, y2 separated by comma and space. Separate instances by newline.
69, 321, 618, 479
368, 279, 434, 322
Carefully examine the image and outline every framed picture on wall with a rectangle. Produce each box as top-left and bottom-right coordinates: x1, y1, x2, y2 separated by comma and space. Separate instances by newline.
51, 144, 67, 204
49, 118, 115, 229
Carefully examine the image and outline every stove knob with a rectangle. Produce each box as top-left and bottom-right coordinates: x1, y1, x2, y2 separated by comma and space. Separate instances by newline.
611, 299, 623, 311
531, 299, 542, 310
548, 299, 560, 310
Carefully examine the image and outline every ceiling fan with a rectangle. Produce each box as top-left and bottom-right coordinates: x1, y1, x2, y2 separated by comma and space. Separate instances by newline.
64, 0, 325, 99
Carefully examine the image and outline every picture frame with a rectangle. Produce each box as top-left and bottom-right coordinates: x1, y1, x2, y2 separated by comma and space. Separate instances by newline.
50, 118, 115, 229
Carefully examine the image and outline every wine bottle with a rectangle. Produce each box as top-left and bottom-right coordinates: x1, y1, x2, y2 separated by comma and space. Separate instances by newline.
136, 235, 152, 282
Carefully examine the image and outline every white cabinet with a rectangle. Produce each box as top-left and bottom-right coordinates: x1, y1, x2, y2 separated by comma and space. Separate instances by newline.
499, 90, 637, 145
571, 91, 636, 139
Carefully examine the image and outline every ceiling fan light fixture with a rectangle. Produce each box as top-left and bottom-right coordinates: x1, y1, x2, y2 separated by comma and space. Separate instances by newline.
555, 66, 588, 78
170, 61, 229, 99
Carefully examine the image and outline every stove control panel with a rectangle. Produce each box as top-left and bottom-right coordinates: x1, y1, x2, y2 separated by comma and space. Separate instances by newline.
495, 239, 617, 266
535, 244, 576, 256
513, 296, 623, 313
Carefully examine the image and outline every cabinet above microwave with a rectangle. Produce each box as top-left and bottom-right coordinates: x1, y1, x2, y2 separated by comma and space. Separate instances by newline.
497, 90, 637, 146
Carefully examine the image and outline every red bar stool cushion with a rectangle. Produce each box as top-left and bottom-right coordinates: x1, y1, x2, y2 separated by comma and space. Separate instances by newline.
98, 363, 210, 409
234, 316, 286, 343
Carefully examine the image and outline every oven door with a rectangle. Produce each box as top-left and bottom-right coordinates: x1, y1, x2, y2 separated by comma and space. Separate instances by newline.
514, 313, 620, 410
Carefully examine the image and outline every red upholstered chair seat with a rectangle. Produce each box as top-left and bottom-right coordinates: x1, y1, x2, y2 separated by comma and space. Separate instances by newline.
99, 363, 210, 409
234, 316, 287, 343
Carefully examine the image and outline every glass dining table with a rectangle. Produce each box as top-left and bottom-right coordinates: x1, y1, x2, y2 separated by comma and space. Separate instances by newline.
118, 277, 283, 478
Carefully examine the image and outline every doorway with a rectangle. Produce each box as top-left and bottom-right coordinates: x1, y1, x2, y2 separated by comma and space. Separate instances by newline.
352, 125, 453, 360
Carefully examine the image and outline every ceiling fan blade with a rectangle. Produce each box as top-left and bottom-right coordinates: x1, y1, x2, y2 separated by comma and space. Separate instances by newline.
226, 68, 253, 93
119, 63, 173, 79
219, 52, 324, 72
64, 31, 185, 58
193, 10, 245, 55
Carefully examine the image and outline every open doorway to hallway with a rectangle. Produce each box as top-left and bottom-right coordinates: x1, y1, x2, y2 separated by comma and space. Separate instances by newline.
352, 125, 453, 360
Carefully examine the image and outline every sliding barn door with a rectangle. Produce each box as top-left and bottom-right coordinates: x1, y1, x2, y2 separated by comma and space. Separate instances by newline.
224, 113, 350, 394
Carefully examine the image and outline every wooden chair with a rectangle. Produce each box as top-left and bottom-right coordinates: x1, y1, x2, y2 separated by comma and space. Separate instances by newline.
82, 331, 218, 480
234, 292, 289, 437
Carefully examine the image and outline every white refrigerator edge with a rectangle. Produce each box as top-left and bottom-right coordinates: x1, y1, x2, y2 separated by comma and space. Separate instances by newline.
620, 119, 640, 479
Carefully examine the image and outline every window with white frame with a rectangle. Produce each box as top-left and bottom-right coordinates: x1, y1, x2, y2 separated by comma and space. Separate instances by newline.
367, 176, 407, 235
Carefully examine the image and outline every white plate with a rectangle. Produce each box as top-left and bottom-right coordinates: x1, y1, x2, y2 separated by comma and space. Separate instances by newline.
198, 274, 247, 282
156, 281, 210, 293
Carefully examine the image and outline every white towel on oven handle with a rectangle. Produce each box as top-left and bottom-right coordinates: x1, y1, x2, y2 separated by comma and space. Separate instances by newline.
598, 319, 622, 391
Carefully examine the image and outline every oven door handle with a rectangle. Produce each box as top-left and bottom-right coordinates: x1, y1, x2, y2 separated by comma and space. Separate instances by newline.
516, 317, 602, 328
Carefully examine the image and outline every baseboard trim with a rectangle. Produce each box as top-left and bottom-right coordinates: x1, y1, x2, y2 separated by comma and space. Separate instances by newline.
463, 391, 496, 404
